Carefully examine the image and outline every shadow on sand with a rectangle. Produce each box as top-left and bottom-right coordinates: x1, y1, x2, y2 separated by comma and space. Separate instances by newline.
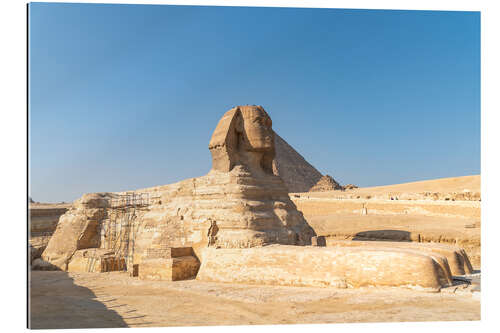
29, 271, 129, 329
352, 230, 412, 242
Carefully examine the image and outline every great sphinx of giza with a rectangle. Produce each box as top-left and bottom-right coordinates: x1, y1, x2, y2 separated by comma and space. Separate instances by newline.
38, 105, 472, 291
40, 106, 315, 270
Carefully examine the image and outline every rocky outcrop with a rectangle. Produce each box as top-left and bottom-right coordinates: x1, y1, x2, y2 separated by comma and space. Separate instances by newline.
272, 133, 322, 192
325, 240, 473, 276
41, 193, 110, 270
67, 248, 125, 273
309, 175, 342, 192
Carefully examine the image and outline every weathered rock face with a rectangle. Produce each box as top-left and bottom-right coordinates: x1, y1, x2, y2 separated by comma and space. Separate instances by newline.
309, 175, 343, 192
133, 167, 315, 260
41, 105, 316, 271
272, 134, 323, 192
197, 245, 452, 291
67, 248, 125, 273
325, 240, 473, 276
41, 193, 111, 270
131, 106, 316, 267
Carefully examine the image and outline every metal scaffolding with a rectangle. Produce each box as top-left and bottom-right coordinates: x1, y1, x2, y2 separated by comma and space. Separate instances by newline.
103, 192, 151, 272
110, 192, 150, 209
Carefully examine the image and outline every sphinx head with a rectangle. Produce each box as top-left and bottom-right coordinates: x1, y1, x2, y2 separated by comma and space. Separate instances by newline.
209, 105, 275, 174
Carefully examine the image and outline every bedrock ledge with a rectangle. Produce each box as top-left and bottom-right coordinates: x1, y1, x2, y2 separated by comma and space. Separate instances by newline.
196, 245, 452, 292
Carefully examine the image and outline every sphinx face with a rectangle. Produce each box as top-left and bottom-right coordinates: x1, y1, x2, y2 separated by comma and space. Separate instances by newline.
208, 105, 276, 173
240, 107, 274, 152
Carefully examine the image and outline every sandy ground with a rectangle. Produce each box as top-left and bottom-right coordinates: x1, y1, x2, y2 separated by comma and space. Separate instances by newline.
29, 271, 480, 329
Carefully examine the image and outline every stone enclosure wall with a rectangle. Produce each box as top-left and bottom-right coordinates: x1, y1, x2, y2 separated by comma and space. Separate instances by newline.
29, 206, 69, 262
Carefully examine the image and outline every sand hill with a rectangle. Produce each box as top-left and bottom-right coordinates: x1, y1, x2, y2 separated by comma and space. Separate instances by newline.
272, 133, 323, 192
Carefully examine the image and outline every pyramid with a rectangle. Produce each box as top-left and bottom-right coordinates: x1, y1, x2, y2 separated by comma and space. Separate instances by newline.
309, 175, 342, 192
272, 133, 323, 192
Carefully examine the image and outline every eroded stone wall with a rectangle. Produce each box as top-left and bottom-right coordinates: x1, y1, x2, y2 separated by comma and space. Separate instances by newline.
29, 206, 69, 262
292, 198, 480, 220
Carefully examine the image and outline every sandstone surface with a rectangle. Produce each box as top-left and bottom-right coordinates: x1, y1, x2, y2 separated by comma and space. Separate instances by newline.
325, 240, 473, 276
139, 256, 200, 281
196, 245, 452, 291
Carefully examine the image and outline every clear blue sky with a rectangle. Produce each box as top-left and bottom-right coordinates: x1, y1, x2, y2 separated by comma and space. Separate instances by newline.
28, 3, 480, 203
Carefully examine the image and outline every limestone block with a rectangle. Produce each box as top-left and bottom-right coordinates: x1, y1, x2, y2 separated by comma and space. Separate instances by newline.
67, 249, 125, 273
144, 246, 194, 259
67, 256, 99, 273
138, 256, 200, 281
41, 194, 111, 270
326, 240, 473, 275
197, 245, 451, 291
